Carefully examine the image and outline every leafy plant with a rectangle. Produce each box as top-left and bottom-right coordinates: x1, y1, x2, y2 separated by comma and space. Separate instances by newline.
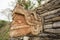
17, 0, 41, 10
0, 20, 7, 28
37, 0, 41, 5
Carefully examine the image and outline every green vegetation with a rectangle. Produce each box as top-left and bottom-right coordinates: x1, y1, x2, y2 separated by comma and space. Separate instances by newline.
0, 20, 10, 40
18, 0, 42, 10
0, 20, 7, 28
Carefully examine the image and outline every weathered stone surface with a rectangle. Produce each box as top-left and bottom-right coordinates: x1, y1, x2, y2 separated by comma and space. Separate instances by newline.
10, 0, 60, 39
10, 4, 42, 37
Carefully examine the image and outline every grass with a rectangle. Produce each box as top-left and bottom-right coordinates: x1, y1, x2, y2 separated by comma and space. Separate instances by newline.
0, 25, 9, 40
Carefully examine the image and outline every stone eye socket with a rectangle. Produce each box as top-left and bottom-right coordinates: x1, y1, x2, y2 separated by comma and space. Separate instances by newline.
31, 13, 34, 16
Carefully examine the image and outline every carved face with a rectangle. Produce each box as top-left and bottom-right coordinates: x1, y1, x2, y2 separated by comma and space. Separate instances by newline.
10, 4, 42, 37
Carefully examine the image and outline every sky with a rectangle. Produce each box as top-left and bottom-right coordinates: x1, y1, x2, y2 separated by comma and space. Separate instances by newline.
0, 0, 38, 21
0, 0, 46, 21
0, 0, 17, 21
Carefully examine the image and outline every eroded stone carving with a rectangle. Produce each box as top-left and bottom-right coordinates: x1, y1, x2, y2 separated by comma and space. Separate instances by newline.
10, 3, 42, 37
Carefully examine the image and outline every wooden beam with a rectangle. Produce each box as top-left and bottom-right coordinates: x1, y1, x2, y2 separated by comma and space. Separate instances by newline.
45, 16, 60, 22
